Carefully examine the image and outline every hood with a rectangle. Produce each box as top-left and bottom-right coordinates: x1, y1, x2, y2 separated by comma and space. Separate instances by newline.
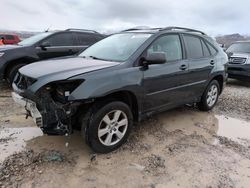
19, 57, 120, 79
0, 45, 23, 51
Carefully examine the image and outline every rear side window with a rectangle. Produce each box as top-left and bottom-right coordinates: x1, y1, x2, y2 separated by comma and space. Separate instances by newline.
201, 40, 211, 57
206, 42, 217, 55
183, 35, 203, 59
75, 33, 97, 46
44, 33, 74, 46
147, 34, 182, 61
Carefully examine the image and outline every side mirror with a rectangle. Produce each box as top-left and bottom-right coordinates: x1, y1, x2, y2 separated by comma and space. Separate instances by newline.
40, 41, 51, 50
144, 52, 166, 65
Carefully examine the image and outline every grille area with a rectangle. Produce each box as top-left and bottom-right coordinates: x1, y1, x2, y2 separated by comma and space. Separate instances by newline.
229, 57, 247, 64
14, 72, 37, 90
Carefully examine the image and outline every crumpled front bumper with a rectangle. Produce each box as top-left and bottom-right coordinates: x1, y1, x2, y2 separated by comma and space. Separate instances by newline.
12, 92, 43, 126
12, 90, 77, 135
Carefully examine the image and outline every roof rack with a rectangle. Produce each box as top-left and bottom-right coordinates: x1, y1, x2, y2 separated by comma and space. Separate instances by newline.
121, 26, 152, 32
122, 28, 144, 32
65, 28, 99, 34
159, 27, 206, 35
122, 26, 206, 35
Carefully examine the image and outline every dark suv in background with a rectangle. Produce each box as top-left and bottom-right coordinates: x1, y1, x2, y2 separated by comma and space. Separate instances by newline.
226, 41, 250, 81
12, 27, 228, 153
0, 29, 105, 83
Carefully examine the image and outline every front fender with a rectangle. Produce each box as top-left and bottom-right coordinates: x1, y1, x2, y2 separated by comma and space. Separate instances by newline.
68, 67, 144, 101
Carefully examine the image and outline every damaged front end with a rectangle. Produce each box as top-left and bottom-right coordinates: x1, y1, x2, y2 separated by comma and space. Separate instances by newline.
12, 73, 83, 135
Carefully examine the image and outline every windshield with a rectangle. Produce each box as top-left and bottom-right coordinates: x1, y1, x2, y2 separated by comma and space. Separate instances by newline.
227, 43, 250, 53
18, 32, 53, 46
79, 33, 152, 62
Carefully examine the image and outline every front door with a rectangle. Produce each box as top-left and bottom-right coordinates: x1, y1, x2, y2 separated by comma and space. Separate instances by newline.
142, 34, 192, 113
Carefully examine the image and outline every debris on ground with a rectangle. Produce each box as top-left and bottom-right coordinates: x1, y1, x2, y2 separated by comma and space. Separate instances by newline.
143, 154, 166, 175
0, 149, 73, 187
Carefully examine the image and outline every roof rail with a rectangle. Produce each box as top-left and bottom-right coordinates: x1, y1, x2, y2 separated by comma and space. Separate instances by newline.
121, 26, 206, 35
121, 26, 153, 32
122, 28, 143, 32
159, 27, 206, 35
65, 28, 99, 34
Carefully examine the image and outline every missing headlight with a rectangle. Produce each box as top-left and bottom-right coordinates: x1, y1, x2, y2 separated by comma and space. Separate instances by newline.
51, 80, 83, 104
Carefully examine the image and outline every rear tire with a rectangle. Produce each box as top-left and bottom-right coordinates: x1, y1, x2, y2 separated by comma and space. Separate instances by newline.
81, 101, 133, 153
6, 63, 27, 84
197, 80, 220, 111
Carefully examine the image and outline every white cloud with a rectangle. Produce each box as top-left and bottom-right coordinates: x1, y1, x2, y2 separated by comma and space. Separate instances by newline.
1, 0, 250, 35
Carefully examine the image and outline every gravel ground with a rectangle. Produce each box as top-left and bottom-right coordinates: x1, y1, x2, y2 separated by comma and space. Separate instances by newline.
214, 79, 250, 121
0, 79, 250, 188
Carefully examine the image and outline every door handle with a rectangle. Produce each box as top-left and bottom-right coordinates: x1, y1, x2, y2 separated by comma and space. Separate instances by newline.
210, 60, 215, 65
180, 64, 188, 70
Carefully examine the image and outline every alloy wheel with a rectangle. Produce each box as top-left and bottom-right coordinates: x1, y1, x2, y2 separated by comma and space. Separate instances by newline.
206, 84, 218, 107
98, 110, 128, 146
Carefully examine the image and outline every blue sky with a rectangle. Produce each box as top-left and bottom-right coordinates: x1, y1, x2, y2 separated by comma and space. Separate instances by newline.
1, 0, 249, 35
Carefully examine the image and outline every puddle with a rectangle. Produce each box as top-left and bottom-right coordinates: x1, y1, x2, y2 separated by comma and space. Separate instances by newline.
1, 108, 250, 164
216, 115, 250, 145
0, 127, 43, 163
0, 126, 91, 164
26, 131, 91, 156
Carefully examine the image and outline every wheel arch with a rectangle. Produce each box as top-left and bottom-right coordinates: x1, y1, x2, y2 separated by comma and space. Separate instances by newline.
4, 57, 37, 79
211, 74, 224, 94
95, 90, 140, 122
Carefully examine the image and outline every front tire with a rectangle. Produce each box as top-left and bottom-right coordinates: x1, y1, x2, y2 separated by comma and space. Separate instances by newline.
198, 80, 220, 111
81, 101, 133, 153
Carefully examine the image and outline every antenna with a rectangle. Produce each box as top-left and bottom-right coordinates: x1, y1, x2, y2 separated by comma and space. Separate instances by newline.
45, 25, 52, 32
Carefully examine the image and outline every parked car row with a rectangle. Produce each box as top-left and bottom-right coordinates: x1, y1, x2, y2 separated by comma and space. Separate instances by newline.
0, 29, 105, 83
10, 26, 228, 153
0, 33, 21, 45
226, 41, 250, 81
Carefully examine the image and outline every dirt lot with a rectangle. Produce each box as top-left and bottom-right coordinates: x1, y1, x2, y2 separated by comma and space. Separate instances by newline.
0, 80, 250, 188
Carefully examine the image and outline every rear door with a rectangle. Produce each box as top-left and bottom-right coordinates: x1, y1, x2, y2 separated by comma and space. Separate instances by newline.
142, 34, 193, 112
182, 34, 215, 99
36, 32, 76, 60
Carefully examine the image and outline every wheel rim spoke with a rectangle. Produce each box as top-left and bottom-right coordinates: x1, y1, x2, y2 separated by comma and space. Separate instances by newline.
115, 130, 124, 139
103, 115, 111, 125
98, 127, 109, 137
104, 133, 113, 145
117, 119, 128, 128
113, 110, 121, 122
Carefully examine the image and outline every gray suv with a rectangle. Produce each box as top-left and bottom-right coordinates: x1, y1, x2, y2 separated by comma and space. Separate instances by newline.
226, 41, 250, 81
12, 27, 228, 153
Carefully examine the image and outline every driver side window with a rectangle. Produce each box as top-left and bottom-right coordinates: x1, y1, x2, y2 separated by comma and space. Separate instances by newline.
147, 35, 182, 62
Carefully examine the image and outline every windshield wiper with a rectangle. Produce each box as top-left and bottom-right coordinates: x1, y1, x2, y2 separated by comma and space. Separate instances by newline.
89, 56, 103, 60
82, 55, 111, 61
